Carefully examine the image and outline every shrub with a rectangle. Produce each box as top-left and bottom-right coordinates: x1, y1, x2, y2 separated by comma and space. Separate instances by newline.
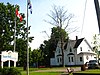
1, 67, 21, 75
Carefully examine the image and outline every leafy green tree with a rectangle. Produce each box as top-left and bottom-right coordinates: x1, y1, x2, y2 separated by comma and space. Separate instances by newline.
16, 38, 33, 70
40, 40, 51, 67
0, 3, 34, 70
31, 49, 44, 67
0, 2, 27, 51
40, 27, 68, 67
92, 34, 100, 61
16, 38, 27, 69
0, 3, 15, 51
50, 27, 68, 52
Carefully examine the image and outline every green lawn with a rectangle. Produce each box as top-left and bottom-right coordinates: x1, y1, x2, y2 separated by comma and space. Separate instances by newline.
21, 71, 62, 75
16, 67, 67, 71
76, 69, 100, 74
16, 67, 65, 75
4, 67, 100, 75
17, 67, 100, 75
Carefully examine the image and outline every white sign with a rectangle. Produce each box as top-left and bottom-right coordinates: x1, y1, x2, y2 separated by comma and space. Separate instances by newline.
1, 51, 18, 62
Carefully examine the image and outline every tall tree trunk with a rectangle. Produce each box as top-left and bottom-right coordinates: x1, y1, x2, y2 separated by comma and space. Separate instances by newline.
61, 35, 65, 67
23, 62, 27, 70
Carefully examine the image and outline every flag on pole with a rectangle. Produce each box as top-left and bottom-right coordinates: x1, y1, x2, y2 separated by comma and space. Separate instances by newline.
16, 8, 23, 21
28, 0, 32, 14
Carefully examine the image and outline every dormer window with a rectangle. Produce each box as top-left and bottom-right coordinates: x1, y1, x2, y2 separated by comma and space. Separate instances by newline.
80, 47, 82, 51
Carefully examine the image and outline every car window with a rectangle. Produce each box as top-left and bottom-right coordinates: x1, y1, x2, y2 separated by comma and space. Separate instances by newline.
89, 60, 97, 63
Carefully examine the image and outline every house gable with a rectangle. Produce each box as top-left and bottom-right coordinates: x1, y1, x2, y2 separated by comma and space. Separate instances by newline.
77, 39, 94, 54
66, 40, 76, 52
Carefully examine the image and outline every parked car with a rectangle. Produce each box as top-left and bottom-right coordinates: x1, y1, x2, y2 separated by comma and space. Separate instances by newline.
88, 60, 100, 69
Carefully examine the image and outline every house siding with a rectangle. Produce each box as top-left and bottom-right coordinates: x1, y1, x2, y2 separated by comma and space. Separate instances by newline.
50, 38, 97, 66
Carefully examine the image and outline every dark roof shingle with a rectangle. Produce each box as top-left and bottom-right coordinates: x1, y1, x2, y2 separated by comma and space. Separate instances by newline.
74, 38, 84, 48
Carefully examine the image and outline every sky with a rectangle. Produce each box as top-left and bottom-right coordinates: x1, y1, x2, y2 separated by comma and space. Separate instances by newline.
0, 0, 99, 50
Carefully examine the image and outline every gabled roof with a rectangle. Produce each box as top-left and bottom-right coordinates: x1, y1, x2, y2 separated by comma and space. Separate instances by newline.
64, 42, 68, 49
74, 38, 84, 48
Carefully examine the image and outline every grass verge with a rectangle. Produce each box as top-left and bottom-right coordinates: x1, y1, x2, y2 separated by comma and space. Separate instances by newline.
21, 71, 63, 75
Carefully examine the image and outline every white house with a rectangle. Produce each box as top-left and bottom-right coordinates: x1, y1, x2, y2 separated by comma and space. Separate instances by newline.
50, 37, 97, 66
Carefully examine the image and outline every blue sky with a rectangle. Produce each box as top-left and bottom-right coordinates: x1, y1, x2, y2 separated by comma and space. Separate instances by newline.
0, 0, 99, 49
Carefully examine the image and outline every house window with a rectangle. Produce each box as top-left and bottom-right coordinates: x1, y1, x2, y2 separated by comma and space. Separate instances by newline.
70, 48, 72, 52
86, 56, 89, 60
68, 57, 70, 62
80, 47, 82, 51
60, 58, 62, 62
80, 57, 82, 62
57, 58, 59, 63
59, 49, 60, 53
71, 57, 73, 62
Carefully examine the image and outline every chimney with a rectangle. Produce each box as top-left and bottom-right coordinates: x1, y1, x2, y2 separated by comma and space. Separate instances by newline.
76, 36, 78, 40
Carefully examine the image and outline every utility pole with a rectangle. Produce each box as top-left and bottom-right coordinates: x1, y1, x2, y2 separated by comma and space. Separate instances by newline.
94, 0, 100, 63
94, 0, 100, 33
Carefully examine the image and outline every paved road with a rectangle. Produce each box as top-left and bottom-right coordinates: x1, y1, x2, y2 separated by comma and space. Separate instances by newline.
33, 67, 81, 72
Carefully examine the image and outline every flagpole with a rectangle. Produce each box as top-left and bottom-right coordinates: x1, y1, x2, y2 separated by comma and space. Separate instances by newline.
27, 0, 29, 75
14, 6, 16, 52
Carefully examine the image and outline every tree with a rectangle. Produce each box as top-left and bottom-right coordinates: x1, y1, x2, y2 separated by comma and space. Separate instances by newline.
92, 34, 100, 60
44, 5, 74, 67
31, 49, 44, 67
0, 2, 27, 51
39, 27, 68, 67
0, 3, 34, 70
16, 38, 34, 70
50, 27, 68, 52
16, 38, 27, 69
40, 40, 51, 67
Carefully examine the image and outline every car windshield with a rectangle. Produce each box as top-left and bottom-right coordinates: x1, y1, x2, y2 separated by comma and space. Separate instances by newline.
89, 60, 97, 63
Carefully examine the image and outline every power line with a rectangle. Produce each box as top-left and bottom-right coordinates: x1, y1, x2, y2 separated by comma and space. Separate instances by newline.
80, 0, 87, 37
